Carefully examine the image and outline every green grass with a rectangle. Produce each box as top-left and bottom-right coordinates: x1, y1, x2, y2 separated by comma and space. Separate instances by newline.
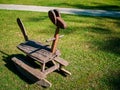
0, 9, 120, 90
0, 0, 120, 11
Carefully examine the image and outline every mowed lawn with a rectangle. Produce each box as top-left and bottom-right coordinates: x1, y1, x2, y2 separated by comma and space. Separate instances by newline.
0, 9, 120, 90
0, 0, 120, 11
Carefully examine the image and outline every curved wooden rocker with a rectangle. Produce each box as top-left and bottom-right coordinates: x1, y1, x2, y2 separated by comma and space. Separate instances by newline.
12, 9, 71, 87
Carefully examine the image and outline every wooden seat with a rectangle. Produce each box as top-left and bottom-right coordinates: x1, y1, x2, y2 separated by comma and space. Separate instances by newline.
17, 40, 56, 63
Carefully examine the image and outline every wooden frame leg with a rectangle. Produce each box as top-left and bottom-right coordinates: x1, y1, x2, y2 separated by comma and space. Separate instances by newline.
60, 68, 71, 75
52, 60, 56, 65
42, 63, 45, 72
36, 79, 52, 87
58, 64, 71, 75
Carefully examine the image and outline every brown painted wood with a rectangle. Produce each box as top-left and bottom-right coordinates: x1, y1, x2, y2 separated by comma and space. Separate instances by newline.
56, 17, 67, 29
53, 9, 61, 17
48, 10, 57, 25
51, 27, 60, 54
17, 18, 28, 41
48, 10, 66, 29
49, 9, 67, 54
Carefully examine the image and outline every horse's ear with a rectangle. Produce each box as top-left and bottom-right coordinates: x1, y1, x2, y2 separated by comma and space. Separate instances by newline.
48, 10, 57, 25
53, 9, 61, 17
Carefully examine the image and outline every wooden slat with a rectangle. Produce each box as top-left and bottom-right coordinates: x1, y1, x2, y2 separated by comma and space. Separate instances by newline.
12, 57, 46, 79
17, 40, 55, 63
54, 57, 68, 66
43, 63, 59, 75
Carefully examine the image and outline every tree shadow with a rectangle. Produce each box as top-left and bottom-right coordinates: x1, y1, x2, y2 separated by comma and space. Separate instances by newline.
101, 70, 120, 90
87, 26, 112, 34
54, 2, 120, 11
101, 37, 120, 55
73, 4, 120, 11
93, 37, 120, 55
49, 2, 120, 17
64, 14, 120, 34
27, 16, 48, 22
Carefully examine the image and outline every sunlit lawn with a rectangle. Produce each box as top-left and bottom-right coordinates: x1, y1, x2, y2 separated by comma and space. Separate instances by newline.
0, 9, 120, 90
0, 0, 120, 11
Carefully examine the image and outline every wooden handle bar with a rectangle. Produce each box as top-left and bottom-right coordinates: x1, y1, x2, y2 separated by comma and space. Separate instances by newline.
46, 35, 64, 42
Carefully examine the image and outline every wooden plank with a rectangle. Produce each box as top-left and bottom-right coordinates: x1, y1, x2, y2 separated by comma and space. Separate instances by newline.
12, 57, 46, 79
43, 63, 59, 75
54, 57, 69, 66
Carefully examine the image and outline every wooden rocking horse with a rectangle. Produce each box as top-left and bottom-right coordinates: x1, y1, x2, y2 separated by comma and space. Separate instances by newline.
12, 9, 71, 87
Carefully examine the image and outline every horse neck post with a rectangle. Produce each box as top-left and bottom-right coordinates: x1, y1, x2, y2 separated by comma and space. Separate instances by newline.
51, 27, 60, 54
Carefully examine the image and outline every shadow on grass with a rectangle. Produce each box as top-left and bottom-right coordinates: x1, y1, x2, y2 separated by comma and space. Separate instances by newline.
88, 27, 112, 34
17, 11, 120, 35
0, 50, 38, 84
63, 14, 120, 34
92, 37, 120, 55
27, 16, 48, 22
53, 2, 120, 11
101, 70, 120, 90
72, 4, 120, 11
101, 37, 120, 55
0, 50, 67, 86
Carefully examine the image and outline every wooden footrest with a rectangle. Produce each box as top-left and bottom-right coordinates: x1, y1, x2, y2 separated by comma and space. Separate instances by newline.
12, 57, 46, 79
12, 57, 52, 87
54, 57, 69, 66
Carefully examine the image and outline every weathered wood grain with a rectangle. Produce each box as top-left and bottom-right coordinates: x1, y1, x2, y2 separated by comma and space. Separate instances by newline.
54, 57, 69, 66
17, 40, 55, 63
